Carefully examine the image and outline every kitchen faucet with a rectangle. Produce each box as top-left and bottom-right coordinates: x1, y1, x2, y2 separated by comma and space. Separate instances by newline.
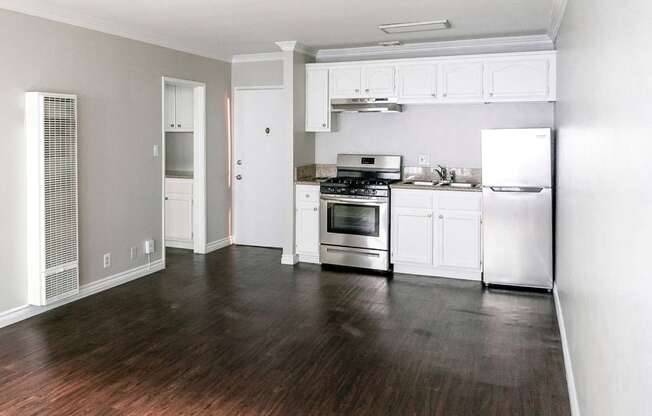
434, 165, 450, 182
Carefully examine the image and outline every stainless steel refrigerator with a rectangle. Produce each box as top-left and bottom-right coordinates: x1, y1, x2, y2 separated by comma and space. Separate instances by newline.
481, 128, 553, 289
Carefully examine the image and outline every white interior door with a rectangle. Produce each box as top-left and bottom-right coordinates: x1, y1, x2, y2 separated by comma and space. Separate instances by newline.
233, 88, 286, 248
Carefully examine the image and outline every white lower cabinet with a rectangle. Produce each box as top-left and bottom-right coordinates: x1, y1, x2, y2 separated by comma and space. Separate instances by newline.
165, 178, 193, 249
295, 185, 320, 263
391, 189, 482, 280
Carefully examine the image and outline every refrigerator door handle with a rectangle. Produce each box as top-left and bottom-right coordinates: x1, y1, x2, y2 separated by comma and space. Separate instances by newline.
489, 186, 544, 193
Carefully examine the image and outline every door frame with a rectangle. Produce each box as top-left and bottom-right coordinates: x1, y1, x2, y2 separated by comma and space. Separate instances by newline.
161, 76, 208, 266
231, 85, 284, 246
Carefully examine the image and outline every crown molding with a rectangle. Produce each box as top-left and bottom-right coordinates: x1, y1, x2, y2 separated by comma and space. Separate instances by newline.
231, 52, 284, 63
315, 34, 554, 62
275, 40, 316, 56
549, 0, 569, 42
0, 2, 230, 62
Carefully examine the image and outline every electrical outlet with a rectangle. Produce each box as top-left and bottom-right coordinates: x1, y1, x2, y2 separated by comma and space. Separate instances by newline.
103, 253, 111, 268
417, 154, 430, 166
130, 246, 138, 261
153, 144, 159, 158
144, 239, 155, 255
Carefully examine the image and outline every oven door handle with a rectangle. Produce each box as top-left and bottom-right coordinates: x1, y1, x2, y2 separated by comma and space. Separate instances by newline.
320, 196, 388, 205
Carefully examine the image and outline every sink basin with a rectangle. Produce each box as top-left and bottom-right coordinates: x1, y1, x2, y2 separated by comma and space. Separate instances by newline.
435, 182, 480, 189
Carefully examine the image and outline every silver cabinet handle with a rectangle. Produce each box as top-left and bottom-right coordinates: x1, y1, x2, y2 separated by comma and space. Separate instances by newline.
236, 175, 242, 180
165, 197, 169, 200
365, 89, 370, 93
427, 213, 432, 218
170, 123, 174, 127
313, 207, 318, 211
305, 194, 310, 198
236, 160, 242, 165
443, 93, 447, 97
322, 123, 327, 127
489, 92, 494, 97
355, 89, 360, 93
439, 214, 444, 219
177, 124, 181, 127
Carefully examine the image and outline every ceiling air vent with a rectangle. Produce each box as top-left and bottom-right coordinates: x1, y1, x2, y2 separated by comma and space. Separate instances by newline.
379, 20, 451, 34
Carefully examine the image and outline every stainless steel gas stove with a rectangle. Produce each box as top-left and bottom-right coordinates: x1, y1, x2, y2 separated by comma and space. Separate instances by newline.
320, 154, 402, 271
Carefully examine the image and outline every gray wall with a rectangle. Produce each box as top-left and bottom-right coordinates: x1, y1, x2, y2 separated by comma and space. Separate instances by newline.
0, 9, 231, 313
166, 133, 194, 172
231, 60, 283, 88
555, 0, 652, 415
315, 103, 554, 166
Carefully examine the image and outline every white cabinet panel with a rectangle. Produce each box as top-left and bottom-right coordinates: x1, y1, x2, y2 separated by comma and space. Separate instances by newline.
398, 63, 438, 102
164, 84, 176, 130
165, 193, 192, 241
440, 61, 484, 102
391, 207, 433, 265
362, 66, 396, 97
485, 57, 553, 102
296, 203, 320, 257
175, 86, 194, 130
438, 212, 481, 269
305, 68, 331, 132
330, 67, 362, 98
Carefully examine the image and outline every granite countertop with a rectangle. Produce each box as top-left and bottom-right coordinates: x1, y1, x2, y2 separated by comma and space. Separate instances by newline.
391, 181, 482, 192
166, 170, 194, 179
295, 177, 332, 186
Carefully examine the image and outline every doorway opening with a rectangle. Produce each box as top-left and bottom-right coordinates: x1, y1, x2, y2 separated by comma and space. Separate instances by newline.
161, 76, 207, 266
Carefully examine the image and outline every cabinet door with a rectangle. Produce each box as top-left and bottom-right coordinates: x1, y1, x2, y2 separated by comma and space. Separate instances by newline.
362, 66, 396, 97
391, 207, 433, 265
437, 212, 481, 269
165, 193, 193, 241
330, 67, 362, 98
164, 84, 176, 131
296, 203, 320, 255
485, 58, 552, 102
305, 68, 331, 132
440, 61, 484, 102
174, 86, 194, 131
398, 63, 438, 102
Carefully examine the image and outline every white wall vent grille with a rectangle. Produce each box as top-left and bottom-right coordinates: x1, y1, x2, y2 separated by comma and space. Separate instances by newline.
26, 92, 80, 306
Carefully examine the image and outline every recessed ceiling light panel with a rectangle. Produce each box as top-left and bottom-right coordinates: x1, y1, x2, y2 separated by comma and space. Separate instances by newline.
379, 19, 451, 34
378, 40, 403, 47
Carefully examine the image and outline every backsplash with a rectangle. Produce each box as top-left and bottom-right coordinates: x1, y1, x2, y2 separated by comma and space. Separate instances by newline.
295, 164, 336, 181
402, 166, 482, 184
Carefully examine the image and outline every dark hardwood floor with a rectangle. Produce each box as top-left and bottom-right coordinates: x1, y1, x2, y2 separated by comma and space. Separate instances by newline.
0, 246, 569, 415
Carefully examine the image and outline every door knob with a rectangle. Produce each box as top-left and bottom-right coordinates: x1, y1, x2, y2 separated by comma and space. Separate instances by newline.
236, 175, 242, 180
236, 160, 242, 165
265, 127, 270, 134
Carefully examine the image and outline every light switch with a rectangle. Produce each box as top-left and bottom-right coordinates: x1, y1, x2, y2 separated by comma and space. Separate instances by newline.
153, 144, 159, 158
417, 154, 430, 166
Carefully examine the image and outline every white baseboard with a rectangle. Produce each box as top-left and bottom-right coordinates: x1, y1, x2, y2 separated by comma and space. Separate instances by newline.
393, 263, 482, 281
205, 236, 233, 253
0, 259, 165, 329
165, 239, 194, 250
281, 253, 299, 265
297, 253, 320, 264
554, 285, 581, 416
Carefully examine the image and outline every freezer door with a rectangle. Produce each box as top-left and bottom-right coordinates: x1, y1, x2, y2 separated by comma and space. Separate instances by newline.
482, 187, 553, 289
481, 128, 552, 187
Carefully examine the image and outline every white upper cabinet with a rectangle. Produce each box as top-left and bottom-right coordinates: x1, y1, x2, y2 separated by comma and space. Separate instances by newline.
361, 66, 396, 97
330, 67, 363, 98
305, 68, 331, 132
485, 56, 555, 102
165, 84, 194, 132
397, 63, 438, 103
440, 61, 485, 102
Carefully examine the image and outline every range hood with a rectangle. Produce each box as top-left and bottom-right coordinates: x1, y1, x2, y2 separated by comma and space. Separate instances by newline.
331, 98, 403, 113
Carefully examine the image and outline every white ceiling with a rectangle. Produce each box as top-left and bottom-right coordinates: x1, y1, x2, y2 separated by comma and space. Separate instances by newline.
0, 0, 554, 61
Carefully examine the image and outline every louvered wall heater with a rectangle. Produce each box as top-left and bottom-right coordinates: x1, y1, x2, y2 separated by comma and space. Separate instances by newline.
26, 92, 80, 306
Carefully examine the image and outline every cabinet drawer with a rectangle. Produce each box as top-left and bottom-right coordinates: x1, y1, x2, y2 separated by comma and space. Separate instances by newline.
435, 191, 482, 211
296, 184, 319, 203
165, 178, 193, 195
392, 189, 433, 209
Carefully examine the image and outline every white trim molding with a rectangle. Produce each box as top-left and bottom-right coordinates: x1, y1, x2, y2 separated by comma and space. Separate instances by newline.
554, 285, 581, 416
0, 259, 165, 329
275, 40, 316, 57
231, 52, 284, 63
549, 0, 569, 42
315, 34, 554, 62
281, 253, 299, 265
205, 236, 233, 253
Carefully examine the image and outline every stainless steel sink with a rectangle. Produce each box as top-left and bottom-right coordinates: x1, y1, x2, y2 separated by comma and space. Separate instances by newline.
435, 182, 480, 189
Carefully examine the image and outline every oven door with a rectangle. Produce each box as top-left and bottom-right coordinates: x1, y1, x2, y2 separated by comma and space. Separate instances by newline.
320, 195, 388, 250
